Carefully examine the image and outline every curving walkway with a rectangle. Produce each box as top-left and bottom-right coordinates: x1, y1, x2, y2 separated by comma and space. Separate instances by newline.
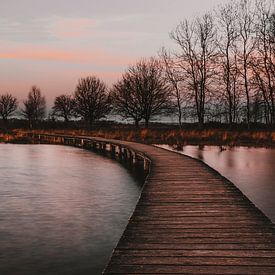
29, 134, 275, 274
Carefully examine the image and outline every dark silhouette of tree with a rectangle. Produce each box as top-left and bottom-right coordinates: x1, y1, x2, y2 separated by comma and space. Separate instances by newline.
237, 0, 257, 126
52, 94, 75, 122
112, 58, 173, 128
216, 2, 239, 124
160, 47, 186, 128
74, 76, 111, 127
111, 78, 144, 128
0, 93, 18, 122
252, 0, 275, 124
171, 13, 217, 125
21, 86, 46, 129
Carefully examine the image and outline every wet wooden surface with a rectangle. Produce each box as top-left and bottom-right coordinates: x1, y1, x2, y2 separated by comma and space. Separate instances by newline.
31, 135, 275, 274
101, 140, 275, 274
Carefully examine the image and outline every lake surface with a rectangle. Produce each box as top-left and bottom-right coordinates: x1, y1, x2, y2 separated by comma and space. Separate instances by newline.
157, 145, 275, 223
0, 144, 142, 275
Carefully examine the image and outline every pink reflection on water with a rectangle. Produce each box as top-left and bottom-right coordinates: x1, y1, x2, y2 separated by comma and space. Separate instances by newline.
0, 144, 141, 274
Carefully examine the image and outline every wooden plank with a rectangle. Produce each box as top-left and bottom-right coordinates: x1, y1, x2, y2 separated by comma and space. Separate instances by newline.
113, 249, 275, 258
109, 255, 275, 266
119, 236, 274, 244
129, 216, 270, 223
116, 242, 275, 250
125, 227, 274, 234
104, 265, 275, 274
123, 232, 274, 239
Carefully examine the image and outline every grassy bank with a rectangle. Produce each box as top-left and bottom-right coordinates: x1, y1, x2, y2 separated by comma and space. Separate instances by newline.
2, 125, 275, 147
0, 130, 31, 144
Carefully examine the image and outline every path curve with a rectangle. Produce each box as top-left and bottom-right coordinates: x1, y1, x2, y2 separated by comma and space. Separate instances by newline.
29, 134, 275, 274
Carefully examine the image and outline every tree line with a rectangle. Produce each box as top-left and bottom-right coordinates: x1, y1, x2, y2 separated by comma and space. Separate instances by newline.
0, 0, 274, 129
163, 0, 275, 127
0, 61, 174, 129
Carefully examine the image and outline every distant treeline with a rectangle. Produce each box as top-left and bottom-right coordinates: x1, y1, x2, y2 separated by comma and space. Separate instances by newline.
0, 0, 275, 129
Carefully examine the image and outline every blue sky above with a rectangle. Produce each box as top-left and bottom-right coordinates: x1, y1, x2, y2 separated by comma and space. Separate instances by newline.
0, 0, 227, 105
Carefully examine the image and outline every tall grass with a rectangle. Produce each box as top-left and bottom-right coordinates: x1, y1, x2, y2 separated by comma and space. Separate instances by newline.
9, 127, 274, 147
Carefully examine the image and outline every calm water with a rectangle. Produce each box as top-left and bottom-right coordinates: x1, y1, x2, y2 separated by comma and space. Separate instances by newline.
157, 145, 275, 223
0, 144, 142, 275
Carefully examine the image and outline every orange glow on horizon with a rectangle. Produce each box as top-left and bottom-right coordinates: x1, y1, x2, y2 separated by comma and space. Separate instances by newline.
0, 45, 133, 67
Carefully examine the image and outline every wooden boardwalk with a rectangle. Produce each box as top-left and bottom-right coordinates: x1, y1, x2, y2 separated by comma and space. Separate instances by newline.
30, 134, 275, 274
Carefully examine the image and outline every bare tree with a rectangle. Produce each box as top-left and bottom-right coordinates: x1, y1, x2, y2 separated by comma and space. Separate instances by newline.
251, 91, 264, 123
74, 76, 111, 127
111, 78, 144, 128
0, 93, 18, 122
237, 0, 257, 126
216, 1, 239, 124
171, 13, 217, 125
53, 94, 75, 122
21, 86, 46, 129
112, 58, 173, 128
252, 0, 275, 124
159, 47, 186, 128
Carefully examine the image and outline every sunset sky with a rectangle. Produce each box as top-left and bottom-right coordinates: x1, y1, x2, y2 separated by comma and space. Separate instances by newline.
0, 0, 227, 106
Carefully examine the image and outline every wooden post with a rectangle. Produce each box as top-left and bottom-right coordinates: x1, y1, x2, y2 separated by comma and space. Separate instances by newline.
132, 151, 137, 165
102, 143, 106, 152
123, 148, 128, 160
118, 146, 123, 159
111, 144, 116, 156
107, 143, 111, 152
144, 158, 150, 172
92, 141, 97, 150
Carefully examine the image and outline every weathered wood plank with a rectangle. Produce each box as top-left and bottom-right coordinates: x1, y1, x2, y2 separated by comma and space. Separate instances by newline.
109, 255, 275, 266
104, 264, 275, 274
119, 236, 274, 244
116, 242, 275, 250
113, 249, 275, 258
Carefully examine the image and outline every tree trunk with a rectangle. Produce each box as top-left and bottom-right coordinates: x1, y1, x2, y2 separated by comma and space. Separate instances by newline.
177, 95, 182, 129
145, 119, 149, 128
88, 117, 94, 130
178, 112, 182, 129
200, 116, 204, 126
134, 119, 140, 128
29, 119, 33, 130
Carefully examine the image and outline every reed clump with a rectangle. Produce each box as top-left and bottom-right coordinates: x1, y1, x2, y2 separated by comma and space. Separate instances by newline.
0, 125, 275, 147
9, 126, 273, 147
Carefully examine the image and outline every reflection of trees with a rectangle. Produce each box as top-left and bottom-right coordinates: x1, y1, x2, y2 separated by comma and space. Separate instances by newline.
196, 145, 205, 161
225, 151, 235, 169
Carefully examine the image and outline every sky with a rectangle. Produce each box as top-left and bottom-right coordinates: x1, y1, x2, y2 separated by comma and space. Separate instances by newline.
0, 0, 228, 106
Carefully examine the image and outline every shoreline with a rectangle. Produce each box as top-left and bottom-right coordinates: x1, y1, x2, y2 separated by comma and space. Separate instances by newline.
1, 128, 275, 148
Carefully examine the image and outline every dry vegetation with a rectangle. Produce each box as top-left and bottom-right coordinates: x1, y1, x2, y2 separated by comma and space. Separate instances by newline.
2, 125, 274, 147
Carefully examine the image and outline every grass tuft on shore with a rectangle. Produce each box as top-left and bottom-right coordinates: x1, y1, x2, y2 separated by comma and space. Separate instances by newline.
2, 126, 274, 147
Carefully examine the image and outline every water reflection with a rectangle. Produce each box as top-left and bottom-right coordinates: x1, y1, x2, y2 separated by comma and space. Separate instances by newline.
0, 144, 142, 275
158, 144, 275, 223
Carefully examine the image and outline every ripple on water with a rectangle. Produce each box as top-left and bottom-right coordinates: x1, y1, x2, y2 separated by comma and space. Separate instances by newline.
0, 144, 142, 275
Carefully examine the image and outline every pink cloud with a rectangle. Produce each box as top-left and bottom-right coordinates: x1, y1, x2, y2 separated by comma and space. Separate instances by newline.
0, 44, 133, 67
51, 17, 96, 39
